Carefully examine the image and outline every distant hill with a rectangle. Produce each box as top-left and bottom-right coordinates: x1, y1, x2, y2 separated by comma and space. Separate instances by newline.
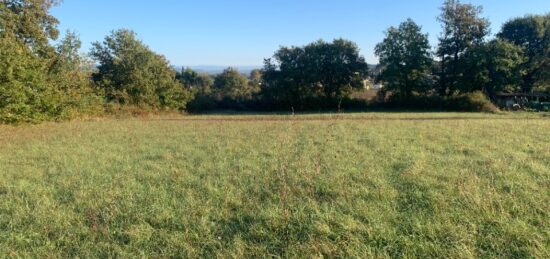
173, 65, 262, 75
174, 64, 379, 75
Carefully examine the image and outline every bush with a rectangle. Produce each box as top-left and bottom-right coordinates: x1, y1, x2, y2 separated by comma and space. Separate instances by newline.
449, 91, 499, 112
0, 35, 103, 124
103, 103, 179, 118
380, 91, 499, 112
186, 94, 263, 113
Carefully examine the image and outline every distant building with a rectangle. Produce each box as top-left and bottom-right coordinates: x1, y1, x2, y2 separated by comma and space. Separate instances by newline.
362, 79, 372, 89
372, 84, 384, 90
362, 79, 384, 90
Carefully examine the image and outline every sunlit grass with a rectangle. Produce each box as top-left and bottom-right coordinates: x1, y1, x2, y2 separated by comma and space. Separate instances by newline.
0, 112, 549, 257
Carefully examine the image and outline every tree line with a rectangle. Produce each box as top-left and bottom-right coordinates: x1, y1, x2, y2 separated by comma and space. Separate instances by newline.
376, 0, 550, 102
1, 0, 549, 123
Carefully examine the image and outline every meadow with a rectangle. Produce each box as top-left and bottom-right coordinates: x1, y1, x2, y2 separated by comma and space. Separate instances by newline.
0, 112, 549, 258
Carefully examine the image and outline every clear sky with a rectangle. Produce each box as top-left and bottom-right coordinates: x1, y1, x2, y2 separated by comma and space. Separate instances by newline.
51, 0, 550, 66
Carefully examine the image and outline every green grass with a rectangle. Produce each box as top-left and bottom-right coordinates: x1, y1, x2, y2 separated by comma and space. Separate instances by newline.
1, 112, 549, 257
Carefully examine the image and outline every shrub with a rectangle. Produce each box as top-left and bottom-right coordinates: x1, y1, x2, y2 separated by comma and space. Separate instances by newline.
186, 68, 261, 112
0, 35, 102, 123
0, 5, 103, 124
380, 91, 499, 112
0, 36, 51, 123
448, 91, 499, 112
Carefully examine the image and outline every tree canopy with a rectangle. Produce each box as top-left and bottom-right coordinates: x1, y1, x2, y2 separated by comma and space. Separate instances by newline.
375, 19, 433, 99
437, 0, 490, 95
213, 67, 254, 101
177, 67, 214, 90
3, 0, 550, 122
498, 14, 550, 92
460, 39, 525, 96
90, 29, 191, 110
262, 39, 369, 110
0, 0, 60, 56
0, 0, 101, 123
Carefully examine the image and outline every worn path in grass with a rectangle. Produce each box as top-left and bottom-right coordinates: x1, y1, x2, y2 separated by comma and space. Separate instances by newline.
157, 115, 549, 122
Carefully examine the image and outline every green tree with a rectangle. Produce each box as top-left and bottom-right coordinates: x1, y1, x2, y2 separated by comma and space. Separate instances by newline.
437, 0, 490, 95
498, 15, 550, 92
460, 39, 525, 97
90, 29, 191, 110
375, 19, 433, 99
0, 34, 53, 123
54, 31, 83, 71
0, 0, 60, 57
177, 67, 214, 91
51, 32, 103, 116
312, 39, 369, 103
213, 67, 253, 101
0, 0, 99, 123
262, 39, 369, 109
262, 47, 311, 109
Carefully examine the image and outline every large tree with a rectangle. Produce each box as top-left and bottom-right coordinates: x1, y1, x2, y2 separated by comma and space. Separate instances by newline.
1, 0, 100, 123
375, 19, 433, 99
213, 67, 254, 101
54, 31, 83, 71
0, 0, 60, 57
0, 32, 53, 122
262, 39, 369, 109
261, 46, 311, 109
460, 39, 525, 97
90, 29, 191, 110
498, 14, 550, 92
437, 0, 490, 95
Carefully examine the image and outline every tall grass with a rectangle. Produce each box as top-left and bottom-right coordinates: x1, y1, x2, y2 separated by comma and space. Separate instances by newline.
0, 113, 549, 257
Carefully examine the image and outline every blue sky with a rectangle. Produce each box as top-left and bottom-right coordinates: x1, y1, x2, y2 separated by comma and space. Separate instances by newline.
51, 0, 550, 66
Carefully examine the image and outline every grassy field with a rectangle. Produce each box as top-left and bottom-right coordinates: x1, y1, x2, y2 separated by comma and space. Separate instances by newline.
0, 112, 549, 257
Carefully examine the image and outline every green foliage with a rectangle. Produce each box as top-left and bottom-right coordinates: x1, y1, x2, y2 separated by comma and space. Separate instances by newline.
383, 91, 499, 112
460, 39, 526, 96
54, 31, 83, 71
0, 1, 101, 123
449, 91, 500, 112
51, 32, 104, 117
262, 39, 369, 110
375, 19, 433, 99
186, 68, 260, 112
437, 0, 490, 95
2, 0, 549, 119
0, 35, 54, 123
90, 29, 191, 110
498, 14, 550, 92
0, 0, 59, 123
0, 0, 60, 56
176, 67, 214, 90
213, 67, 255, 101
